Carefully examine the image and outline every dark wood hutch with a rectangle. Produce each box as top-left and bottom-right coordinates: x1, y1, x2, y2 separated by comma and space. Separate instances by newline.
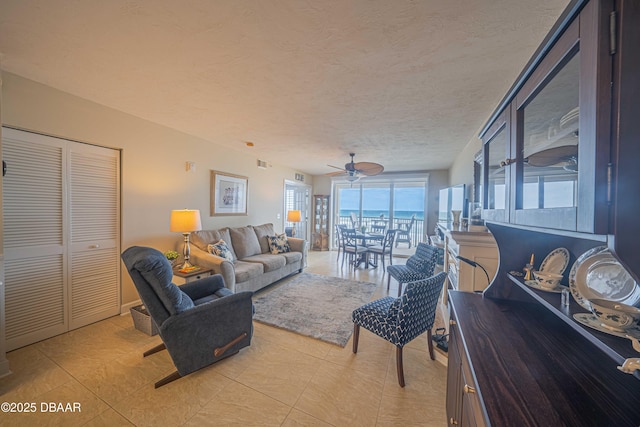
446, 1, 640, 426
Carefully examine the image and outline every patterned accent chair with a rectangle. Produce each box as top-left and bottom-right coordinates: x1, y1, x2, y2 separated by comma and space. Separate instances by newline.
386, 242, 440, 297
121, 246, 254, 388
352, 272, 447, 387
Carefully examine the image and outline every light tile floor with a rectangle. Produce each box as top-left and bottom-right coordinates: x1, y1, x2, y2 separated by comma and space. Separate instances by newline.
0, 250, 448, 426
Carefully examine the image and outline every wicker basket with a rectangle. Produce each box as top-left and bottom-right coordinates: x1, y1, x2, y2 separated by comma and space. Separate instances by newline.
130, 304, 158, 336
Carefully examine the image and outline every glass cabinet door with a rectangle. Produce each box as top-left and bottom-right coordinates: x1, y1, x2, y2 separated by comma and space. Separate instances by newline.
312, 195, 330, 250
478, 1, 611, 234
522, 53, 579, 208
483, 123, 509, 223
515, 51, 580, 230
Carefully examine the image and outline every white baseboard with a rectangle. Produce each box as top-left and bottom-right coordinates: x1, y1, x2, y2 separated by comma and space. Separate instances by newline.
120, 299, 142, 315
434, 347, 448, 367
0, 359, 12, 378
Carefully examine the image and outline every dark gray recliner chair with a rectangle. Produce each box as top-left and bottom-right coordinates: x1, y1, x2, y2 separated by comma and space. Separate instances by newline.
121, 246, 254, 388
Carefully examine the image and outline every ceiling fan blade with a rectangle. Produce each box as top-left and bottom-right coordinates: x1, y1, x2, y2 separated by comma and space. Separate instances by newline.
327, 164, 345, 171
326, 153, 385, 177
526, 145, 578, 167
354, 162, 384, 176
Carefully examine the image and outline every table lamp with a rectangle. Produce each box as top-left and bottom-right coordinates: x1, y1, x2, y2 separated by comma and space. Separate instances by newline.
170, 209, 202, 269
287, 210, 301, 237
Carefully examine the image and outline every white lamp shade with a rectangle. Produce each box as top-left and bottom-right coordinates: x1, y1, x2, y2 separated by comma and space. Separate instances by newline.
287, 210, 301, 222
170, 209, 202, 233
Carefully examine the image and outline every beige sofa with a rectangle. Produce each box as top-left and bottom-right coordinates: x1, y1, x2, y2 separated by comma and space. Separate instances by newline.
189, 223, 306, 293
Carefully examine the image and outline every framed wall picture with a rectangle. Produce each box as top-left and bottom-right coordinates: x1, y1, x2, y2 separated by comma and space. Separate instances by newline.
210, 170, 248, 216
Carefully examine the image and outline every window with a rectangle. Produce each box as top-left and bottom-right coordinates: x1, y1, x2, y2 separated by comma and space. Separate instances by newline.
332, 175, 429, 248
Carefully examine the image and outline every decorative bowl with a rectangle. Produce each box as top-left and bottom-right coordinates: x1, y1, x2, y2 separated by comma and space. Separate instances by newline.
532, 271, 563, 289
588, 299, 640, 331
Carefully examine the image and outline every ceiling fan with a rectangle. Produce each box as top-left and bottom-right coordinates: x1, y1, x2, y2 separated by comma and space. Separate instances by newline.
326, 153, 384, 182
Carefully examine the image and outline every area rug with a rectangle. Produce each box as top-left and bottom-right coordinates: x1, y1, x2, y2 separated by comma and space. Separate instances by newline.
252, 273, 377, 347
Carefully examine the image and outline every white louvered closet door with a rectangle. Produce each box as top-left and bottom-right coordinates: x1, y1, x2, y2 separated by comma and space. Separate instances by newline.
3, 130, 67, 350
69, 143, 120, 330
2, 128, 120, 350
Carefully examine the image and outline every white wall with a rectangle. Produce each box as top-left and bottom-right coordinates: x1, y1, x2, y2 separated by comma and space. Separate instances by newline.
449, 136, 482, 200
1, 72, 312, 305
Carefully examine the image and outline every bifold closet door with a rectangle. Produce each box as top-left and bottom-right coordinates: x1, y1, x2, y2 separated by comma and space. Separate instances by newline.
68, 143, 120, 330
2, 128, 120, 351
3, 130, 67, 350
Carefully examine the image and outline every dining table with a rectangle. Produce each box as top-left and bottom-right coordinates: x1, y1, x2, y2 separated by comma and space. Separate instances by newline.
354, 232, 380, 268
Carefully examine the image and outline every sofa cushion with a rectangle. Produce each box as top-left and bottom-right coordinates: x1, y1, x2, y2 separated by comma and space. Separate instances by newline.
233, 260, 264, 283
267, 233, 291, 254
252, 223, 275, 254
242, 254, 287, 272
281, 251, 303, 265
230, 226, 262, 259
132, 249, 195, 315
207, 239, 235, 262
191, 229, 222, 251
192, 228, 237, 259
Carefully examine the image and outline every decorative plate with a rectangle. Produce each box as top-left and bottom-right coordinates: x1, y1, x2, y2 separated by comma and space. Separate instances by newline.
569, 246, 640, 310
573, 313, 640, 340
539, 247, 570, 275
524, 280, 565, 294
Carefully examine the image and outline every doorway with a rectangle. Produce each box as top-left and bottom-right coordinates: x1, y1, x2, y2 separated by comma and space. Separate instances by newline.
283, 180, 310, 241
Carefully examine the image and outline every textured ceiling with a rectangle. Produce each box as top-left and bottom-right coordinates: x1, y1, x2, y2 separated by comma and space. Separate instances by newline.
0, 0, 569, 175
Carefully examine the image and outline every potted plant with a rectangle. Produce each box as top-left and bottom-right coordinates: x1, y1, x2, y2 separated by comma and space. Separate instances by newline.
164, 250, 179, 267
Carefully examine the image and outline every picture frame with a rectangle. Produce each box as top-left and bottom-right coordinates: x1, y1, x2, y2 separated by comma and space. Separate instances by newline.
210, 170, 248, 216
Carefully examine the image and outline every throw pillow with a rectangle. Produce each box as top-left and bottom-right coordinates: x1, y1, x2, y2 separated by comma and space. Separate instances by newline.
267, 233, 291, 254
207, 239, 235, 262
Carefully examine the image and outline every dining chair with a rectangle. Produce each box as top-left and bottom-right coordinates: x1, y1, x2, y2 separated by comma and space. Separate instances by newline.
387, 242, 440, 296
367, 229, 397, 271
371, 214, 388, 235
352, 272, 447, 387
335, 224, 346, 264
342, 227, 368, 270
349, 212, 359, 229
395, 214, 417, 248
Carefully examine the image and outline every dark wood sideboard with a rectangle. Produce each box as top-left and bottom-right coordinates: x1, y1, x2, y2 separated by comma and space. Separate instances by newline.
447, 223, 640, 426
446, 0, 640, 425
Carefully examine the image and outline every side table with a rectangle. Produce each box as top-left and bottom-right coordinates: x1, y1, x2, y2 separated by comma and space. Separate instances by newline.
172, 267, 212, 286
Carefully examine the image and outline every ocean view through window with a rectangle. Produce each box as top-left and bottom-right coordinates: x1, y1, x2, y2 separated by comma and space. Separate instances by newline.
331, 176, 429, 250
338, 188, 425, 220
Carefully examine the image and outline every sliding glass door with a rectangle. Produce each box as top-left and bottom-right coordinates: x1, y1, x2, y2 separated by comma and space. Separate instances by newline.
332, 176, 428, 249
